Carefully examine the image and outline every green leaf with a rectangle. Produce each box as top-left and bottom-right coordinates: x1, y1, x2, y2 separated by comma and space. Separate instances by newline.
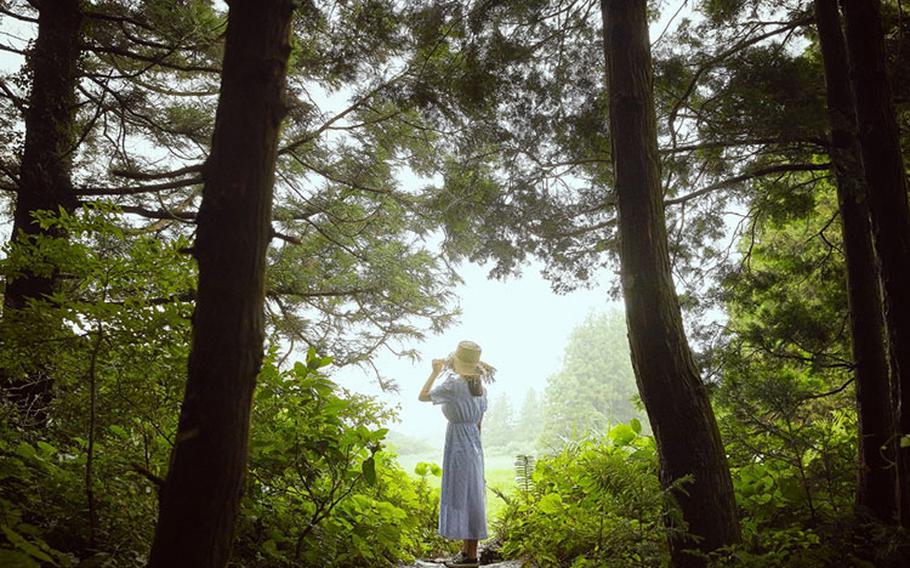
262, 539, 280, 558
0, 549, 40, 568
35, 442, 57, 456
362, 457, 377, 485
901, 435, 910, 448
108, 425, 128, 439
609, 423, 636, 446
537, 493, 564, 515
630, 418, 642, 434
14, 443, 36, 461
0, 525, 54, 563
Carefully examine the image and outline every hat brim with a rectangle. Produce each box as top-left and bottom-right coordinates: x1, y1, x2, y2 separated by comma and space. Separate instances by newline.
452, 358, 482, 376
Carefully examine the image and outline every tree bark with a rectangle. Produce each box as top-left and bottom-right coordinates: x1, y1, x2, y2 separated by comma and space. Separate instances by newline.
147, 2, 293, 566
599, 1, 741, 566
814, 0, 899, 524
1, 0, 82, 417
840, 0, 910, 526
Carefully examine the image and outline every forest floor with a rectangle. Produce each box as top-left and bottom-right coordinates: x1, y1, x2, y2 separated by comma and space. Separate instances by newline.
405, 560, 527, 567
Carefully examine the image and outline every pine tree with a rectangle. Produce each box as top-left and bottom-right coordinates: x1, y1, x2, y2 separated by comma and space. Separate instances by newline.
840, 0, 910, 525
813, 0, 898, 523
600, 1, 741, 564
147, 1, 294, 565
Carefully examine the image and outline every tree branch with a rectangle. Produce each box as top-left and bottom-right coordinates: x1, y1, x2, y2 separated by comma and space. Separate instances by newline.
0, 6, 38, 23
660, 136, 827, 154
111, 163, 204, 181
800, 377, 856, 401
667, 16, 814, 146
84, 44, 220, 74
74, 176, 203, 196
665, 163, 830, 206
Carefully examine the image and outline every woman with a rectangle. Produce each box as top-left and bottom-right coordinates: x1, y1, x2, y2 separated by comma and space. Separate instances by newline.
418, 340, 494, 568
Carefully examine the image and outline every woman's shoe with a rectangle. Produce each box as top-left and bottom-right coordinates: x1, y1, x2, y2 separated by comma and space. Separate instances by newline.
443, 551, 479, 567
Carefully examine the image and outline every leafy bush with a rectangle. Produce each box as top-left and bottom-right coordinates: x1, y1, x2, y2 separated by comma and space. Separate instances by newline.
0, 432, 79, 568
494, 420, 676, 567
0, 206, 446, 567
234, 349, 444, 567
1, 204, 192, 566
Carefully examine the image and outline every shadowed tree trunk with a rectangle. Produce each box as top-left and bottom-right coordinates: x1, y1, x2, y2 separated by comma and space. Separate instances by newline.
1, 0, 82, 419
814, 0, 899, 524
599, 1, 741, 566
147, 1, 294, 566
840, 0, 910, 526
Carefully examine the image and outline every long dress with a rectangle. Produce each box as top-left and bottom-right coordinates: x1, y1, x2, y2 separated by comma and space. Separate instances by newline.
429, 370, 488, 540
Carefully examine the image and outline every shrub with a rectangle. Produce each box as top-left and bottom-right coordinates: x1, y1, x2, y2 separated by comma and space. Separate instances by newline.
494, 420, 676, 567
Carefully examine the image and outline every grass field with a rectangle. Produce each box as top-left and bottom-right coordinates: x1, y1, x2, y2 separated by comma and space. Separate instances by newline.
395, 451, 523, 521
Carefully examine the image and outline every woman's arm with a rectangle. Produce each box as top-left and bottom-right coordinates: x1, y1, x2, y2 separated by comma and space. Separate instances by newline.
418, 359, 445, 402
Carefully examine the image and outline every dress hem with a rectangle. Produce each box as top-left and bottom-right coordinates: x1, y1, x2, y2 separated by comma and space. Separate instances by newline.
438, 531, 489, 540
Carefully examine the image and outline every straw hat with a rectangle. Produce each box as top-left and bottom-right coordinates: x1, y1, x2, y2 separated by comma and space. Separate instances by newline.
446, 340, 496, 383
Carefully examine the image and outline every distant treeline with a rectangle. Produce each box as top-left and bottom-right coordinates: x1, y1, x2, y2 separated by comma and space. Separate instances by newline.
482, 310, 646, 454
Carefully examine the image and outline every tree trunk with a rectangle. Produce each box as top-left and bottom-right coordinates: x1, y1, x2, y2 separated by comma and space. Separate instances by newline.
840, 0, 910, 526
599, 1, 741, 566
814, 0, 899, 524
147, 2, 293, 566
1, 0, 82, 417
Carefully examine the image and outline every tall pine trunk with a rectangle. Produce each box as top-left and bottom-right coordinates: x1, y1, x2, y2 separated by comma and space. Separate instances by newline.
599, 1, 741, 565
147, 1, 293, 566
1, 0, 82, 417
840, 0, 910, 525
814, 0, 899, 523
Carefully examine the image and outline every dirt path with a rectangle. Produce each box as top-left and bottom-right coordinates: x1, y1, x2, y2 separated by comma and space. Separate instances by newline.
404, 560, 527, 568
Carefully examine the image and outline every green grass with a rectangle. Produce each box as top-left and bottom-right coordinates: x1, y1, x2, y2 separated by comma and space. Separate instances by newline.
394, 450, 524, 525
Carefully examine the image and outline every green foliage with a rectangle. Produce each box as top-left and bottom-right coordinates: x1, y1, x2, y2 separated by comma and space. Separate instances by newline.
482, 391, 515, 450
237, 349, 435, 567
707, 517, 909, 568
706, 171, 910, 566
0, 204, 193, 564
0, 435, 77, 568
410, 461, 449, 554
715, 178, 857, 527
513, 454, 535, 498
3, 2, 910, 567
384, 430, 435, 456
0, 207, 445, 567
484, 387, 545, 454
494, 422, 676, 567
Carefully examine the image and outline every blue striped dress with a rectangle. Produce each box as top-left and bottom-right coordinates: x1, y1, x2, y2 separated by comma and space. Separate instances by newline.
429, 371, 488, 540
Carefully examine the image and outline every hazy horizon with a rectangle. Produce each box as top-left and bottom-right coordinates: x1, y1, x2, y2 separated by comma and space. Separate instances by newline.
328, 258, 625, 450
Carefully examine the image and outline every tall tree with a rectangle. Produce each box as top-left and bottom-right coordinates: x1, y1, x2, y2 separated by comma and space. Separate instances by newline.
813, 0, 898, 523
483, 392, 515, 450
147, 1, 294, 565
599, 1, 741, 565
540, 310, 640, 448
515, 387, 544, 447
2, 0, 460, 389
840, 0, 910, 525
1, 0, 82, 416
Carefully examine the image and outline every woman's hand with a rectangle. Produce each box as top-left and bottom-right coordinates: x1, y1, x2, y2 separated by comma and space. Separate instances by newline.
419, 359, 446, 402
